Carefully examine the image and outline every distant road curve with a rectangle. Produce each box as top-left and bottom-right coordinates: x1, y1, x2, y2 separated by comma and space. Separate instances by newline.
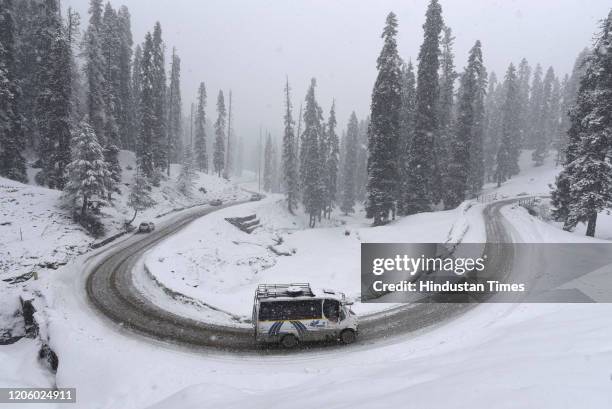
85, 197, 518, 353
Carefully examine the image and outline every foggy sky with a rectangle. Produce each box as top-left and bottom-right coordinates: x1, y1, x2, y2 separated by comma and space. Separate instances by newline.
64, 0, 611, 147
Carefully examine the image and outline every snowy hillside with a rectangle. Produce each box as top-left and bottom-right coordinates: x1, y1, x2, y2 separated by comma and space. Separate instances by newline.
1, 150, 248, 278
0, 150, 250, 348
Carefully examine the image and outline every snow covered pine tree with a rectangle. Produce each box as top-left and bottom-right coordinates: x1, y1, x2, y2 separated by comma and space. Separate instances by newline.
366, 12, 402, 225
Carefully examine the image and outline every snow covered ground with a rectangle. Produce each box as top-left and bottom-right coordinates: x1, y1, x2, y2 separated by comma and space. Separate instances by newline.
3, 149, 612, 409
141, 194, 486, 324
0, 151, 251, 395
1, 150, 248, 280
12, 210, 612, 409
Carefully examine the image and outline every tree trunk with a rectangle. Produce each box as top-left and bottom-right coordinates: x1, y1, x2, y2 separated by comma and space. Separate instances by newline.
586, 213, 597, 237
129, 208, 138, 225
81, 195, 88, 218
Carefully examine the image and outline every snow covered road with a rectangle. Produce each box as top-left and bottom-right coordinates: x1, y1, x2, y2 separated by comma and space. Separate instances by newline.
84, 197, 518, 352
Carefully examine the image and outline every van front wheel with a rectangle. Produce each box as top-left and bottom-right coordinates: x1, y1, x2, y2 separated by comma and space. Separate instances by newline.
340, 329, 356, 344
281, 334, 298, 348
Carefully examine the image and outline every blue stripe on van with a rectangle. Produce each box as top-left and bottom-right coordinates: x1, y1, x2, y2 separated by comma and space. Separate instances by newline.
268, 321, 282, 336
291, 321, 307, 337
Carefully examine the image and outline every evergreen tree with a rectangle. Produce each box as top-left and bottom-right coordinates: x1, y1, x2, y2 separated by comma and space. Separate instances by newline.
101, 2, 120, 146
168, 48, 183, 167
137, 33, 155, 180
213, 90, 226, 177
549, 76, 563, 162
468, 43, 487, 196
151, 22, 166, 175
300, 79, 325, 227
14, 0, 43, 150
14, 0, 60, 155
103, 143, 121, 199
84, 0, 105, 143
194, 82, 208, 172
435, 25, 457, 203
527, 64, 543, 150
323, 101, 339, 218
42, 23, 73, 189
483, 72, 502, 181
295, 103, 303, 176
495, 64, 520, 185
33, 0, 62, 183
66, 7, 84, 125
398, 61, 417, 215
263, 133, 273, 192
340, 112, 359, 215
127, 166, 155, 224
516, 58, 531, 148
235, 132, 244, 177
405, 0, 444, 213
282, 78, 299, 213
177, 146, 196, 197
366, 12, 402, 225
224, 90, 233, 178
271, 137, 280, 192
445, 41, 484, 208
100, 3, 122, 197
557, 49, 590, 165
33, 0, 76, 189
131, 44, 143, 149
0, 0, 27, 183
532, 66, 555, 166
63, 120, 110, 218
553, 11, 612, 237
117, 6, 133, 150
355, 117, 369, 201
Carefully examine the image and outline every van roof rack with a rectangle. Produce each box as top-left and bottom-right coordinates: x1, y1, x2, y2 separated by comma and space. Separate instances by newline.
255, 283, 315, 299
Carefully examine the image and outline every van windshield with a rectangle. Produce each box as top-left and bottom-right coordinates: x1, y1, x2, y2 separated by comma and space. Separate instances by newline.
323, 299, 340, 321
259, 300, 322, 321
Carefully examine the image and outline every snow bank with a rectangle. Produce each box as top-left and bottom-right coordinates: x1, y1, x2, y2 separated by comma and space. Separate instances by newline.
0, 338, 55, 391
0, 178, 91, 280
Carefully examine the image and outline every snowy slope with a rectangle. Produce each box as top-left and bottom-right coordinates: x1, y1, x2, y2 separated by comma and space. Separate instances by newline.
0, 152, 251, 385
0, 178, 90, 280
1, 150, 248, 281
100, 150, 248, 234
141, 195, 486, 323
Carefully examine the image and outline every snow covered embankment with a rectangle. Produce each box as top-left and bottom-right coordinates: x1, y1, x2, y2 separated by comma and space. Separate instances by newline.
140, 194, 487, 325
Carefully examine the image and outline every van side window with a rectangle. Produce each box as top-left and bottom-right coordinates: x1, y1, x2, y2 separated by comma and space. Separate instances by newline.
259, 300, 322, 321
323, 299, 340, 321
